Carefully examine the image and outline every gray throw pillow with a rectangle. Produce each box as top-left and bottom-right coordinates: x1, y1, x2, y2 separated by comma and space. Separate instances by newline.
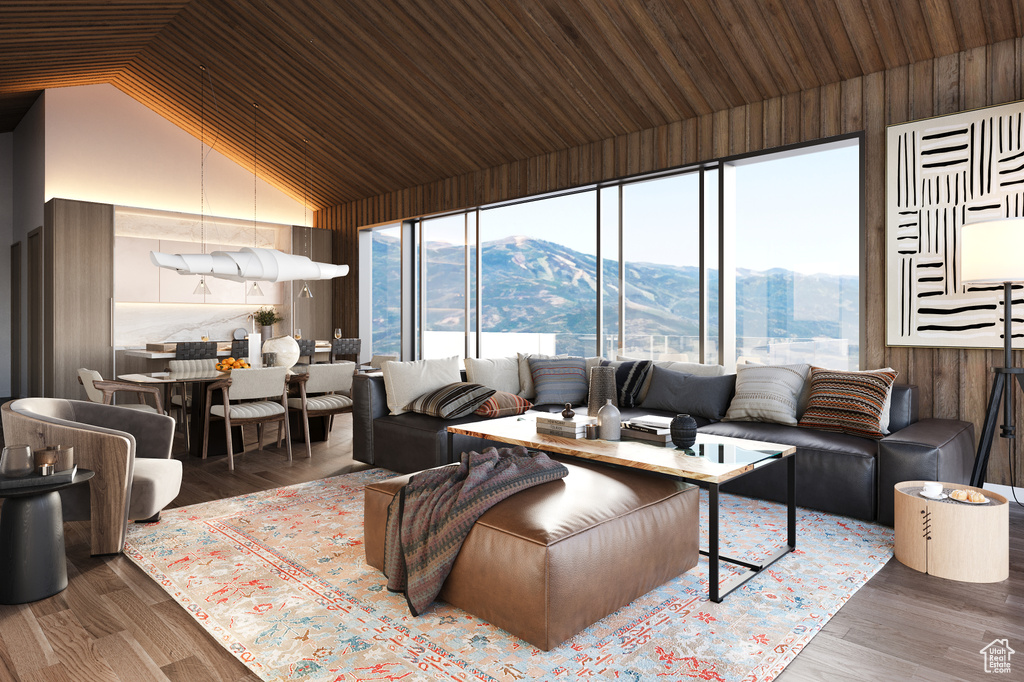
640, 366, 736, 421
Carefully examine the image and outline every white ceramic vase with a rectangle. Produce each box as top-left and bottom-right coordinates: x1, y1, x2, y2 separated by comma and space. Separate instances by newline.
597, 399, 621, 440
261, 335, 300, 368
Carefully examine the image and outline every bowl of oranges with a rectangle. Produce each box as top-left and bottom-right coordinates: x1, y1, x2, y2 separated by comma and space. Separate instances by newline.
216, 357, 250, 372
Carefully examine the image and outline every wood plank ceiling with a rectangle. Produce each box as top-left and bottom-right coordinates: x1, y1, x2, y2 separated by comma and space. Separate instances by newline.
1, 0, 1022, 211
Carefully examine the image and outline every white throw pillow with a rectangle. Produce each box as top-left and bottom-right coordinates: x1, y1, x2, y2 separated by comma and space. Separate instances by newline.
723, 364, 810, 425
382, 356, 461, 415
464, 356, 521, 394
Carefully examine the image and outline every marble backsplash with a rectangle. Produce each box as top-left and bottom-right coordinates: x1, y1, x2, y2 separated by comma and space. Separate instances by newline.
115, 302, 294, 348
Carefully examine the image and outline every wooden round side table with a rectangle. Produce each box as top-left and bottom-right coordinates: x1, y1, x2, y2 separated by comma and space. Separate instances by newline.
894, 480, 1008, 583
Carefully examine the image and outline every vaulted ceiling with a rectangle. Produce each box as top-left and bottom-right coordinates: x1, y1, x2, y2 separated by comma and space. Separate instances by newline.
1, 1, 1022, 210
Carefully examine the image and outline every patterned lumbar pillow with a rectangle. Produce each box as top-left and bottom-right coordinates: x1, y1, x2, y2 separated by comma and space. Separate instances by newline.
723, 364, 810, 425
474, 390, 533, 418
408, 382, 496, 419
529, 356, 589, 406
602, 359, 653, 408
797, 367, 898, 439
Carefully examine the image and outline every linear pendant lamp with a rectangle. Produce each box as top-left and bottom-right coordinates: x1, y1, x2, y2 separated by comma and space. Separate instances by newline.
150, 247, 349, 283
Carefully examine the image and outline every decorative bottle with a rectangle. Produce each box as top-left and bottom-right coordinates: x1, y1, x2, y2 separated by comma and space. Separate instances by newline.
597, 399, 621, 440
561, 403, 575, 419
670, 414, 698, 449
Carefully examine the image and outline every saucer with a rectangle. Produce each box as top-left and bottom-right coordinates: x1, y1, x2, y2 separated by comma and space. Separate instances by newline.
919, 490, 947, 500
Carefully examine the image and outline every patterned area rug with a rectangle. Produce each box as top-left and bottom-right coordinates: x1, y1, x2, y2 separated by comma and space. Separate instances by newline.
125, 469, 893, 681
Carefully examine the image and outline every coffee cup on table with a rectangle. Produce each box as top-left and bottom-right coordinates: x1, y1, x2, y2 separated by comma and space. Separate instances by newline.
921, 481, 943, 497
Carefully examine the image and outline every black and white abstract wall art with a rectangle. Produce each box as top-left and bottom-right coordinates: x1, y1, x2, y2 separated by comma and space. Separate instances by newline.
887, 100, 1024, 348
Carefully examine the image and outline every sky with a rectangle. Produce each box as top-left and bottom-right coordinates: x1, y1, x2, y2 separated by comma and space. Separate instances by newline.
421, 141, 861, 276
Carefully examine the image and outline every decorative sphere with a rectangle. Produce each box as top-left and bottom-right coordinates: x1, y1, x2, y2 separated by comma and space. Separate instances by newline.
261, 335, 300, 368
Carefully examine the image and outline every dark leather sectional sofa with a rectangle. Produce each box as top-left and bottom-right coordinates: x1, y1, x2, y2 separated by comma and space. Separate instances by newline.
352, 373, 975, 526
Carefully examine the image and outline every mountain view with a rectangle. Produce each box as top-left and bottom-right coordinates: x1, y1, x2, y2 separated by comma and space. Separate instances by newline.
372, 234, 858, 361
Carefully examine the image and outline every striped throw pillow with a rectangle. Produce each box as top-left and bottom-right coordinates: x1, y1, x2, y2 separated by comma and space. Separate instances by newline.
474, 390, 533, 418
408, 383, 496, 419
529, 356, 588, 406
603, 359, 653, 408
797, 367, 898, 439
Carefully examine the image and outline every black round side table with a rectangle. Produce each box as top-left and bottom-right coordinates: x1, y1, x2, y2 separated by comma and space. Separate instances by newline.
0, 469, 94, 604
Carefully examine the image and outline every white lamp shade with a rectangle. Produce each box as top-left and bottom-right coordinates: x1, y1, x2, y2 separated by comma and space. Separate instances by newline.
960, 218, 1024, 283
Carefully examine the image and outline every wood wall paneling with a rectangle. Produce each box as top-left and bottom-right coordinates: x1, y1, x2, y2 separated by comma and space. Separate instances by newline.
290, 226, 333, 342
43, 199, 114, 399
321, 37, 1024, 485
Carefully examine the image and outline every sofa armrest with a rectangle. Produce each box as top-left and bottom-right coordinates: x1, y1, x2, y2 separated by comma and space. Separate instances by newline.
876, 418, 975, 526
353, 374, 389, 465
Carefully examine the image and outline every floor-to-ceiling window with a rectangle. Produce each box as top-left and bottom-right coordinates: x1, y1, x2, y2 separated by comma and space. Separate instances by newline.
420, 213, 469, 359
620, 172, 702, 361
359, 134, 861, 368
478, 191, 598, 357
368, 224, 402, 357
727, 139, 860, 369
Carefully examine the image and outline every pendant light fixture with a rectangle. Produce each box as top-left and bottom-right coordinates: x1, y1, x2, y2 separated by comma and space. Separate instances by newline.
151, 79, 349, 285
298, 137, 313, 299
194, 65, 212, 296
247, 101, 265, 298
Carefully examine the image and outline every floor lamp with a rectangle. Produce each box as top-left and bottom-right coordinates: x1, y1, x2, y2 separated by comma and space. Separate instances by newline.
960, 217, 1024, 487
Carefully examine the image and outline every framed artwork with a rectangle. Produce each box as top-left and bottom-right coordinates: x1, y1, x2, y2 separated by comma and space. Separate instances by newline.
886, 99, 1024, 348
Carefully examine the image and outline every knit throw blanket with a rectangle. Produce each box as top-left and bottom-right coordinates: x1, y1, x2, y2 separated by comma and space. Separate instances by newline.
383, 446, 569, 616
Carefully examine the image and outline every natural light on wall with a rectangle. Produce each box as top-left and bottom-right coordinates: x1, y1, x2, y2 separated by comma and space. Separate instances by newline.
42, 84, 308, 226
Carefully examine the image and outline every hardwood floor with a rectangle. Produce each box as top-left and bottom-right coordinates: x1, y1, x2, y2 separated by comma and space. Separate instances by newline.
0, 416, 1020, 681
0, 415, 370, 682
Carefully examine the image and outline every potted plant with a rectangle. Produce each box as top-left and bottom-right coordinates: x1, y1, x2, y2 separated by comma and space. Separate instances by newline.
253, 307, 283, 340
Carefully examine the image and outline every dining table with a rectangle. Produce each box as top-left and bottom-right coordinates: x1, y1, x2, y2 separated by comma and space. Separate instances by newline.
117, 367, 325, 458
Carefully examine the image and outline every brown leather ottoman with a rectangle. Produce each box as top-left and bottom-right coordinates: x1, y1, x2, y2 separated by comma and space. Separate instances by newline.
364, 458, 699, 651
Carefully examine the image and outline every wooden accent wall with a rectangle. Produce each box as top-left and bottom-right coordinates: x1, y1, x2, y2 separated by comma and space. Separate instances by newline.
319, 38, 1024, 486
291, 225, 334, 342
43, 198, 115, 400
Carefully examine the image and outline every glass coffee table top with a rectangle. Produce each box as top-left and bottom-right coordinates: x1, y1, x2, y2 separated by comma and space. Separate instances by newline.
447, 415, 795, 485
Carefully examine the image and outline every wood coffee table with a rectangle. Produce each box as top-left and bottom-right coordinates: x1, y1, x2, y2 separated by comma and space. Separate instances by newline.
447, 415, 797, 602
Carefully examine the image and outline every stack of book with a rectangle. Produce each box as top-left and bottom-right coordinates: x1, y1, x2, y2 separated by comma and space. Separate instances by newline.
621, 416, 673, 445
0, 465, 78, 490
536, 414, 596, 439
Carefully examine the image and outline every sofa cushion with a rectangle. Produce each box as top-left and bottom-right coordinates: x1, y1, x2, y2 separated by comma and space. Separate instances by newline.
705, 422, 879, 521
382, 356, 461, 415
798, 367, 898, 439
474, 390, 533, 418
529, 356, 589, 406
601, 359, 653, 408
641, 366, 736, 421
408, 382, 496, 419
723, 363, 810, 426
464, 356, 521, 394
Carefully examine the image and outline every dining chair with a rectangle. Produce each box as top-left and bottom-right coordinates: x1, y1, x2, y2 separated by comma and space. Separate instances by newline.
367, 355, 397, 369
175, 341, 218, 360
167, 358, 218, 451
202, 366, 292, 470
78, 368, 165, 413
330, 337, 361, 364
297, 338, 316, 365
230, 338, 249, 361
288, 362, 355, 455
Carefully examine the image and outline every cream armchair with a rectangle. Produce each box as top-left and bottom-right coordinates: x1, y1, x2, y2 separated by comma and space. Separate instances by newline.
1, 398, 182, 556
